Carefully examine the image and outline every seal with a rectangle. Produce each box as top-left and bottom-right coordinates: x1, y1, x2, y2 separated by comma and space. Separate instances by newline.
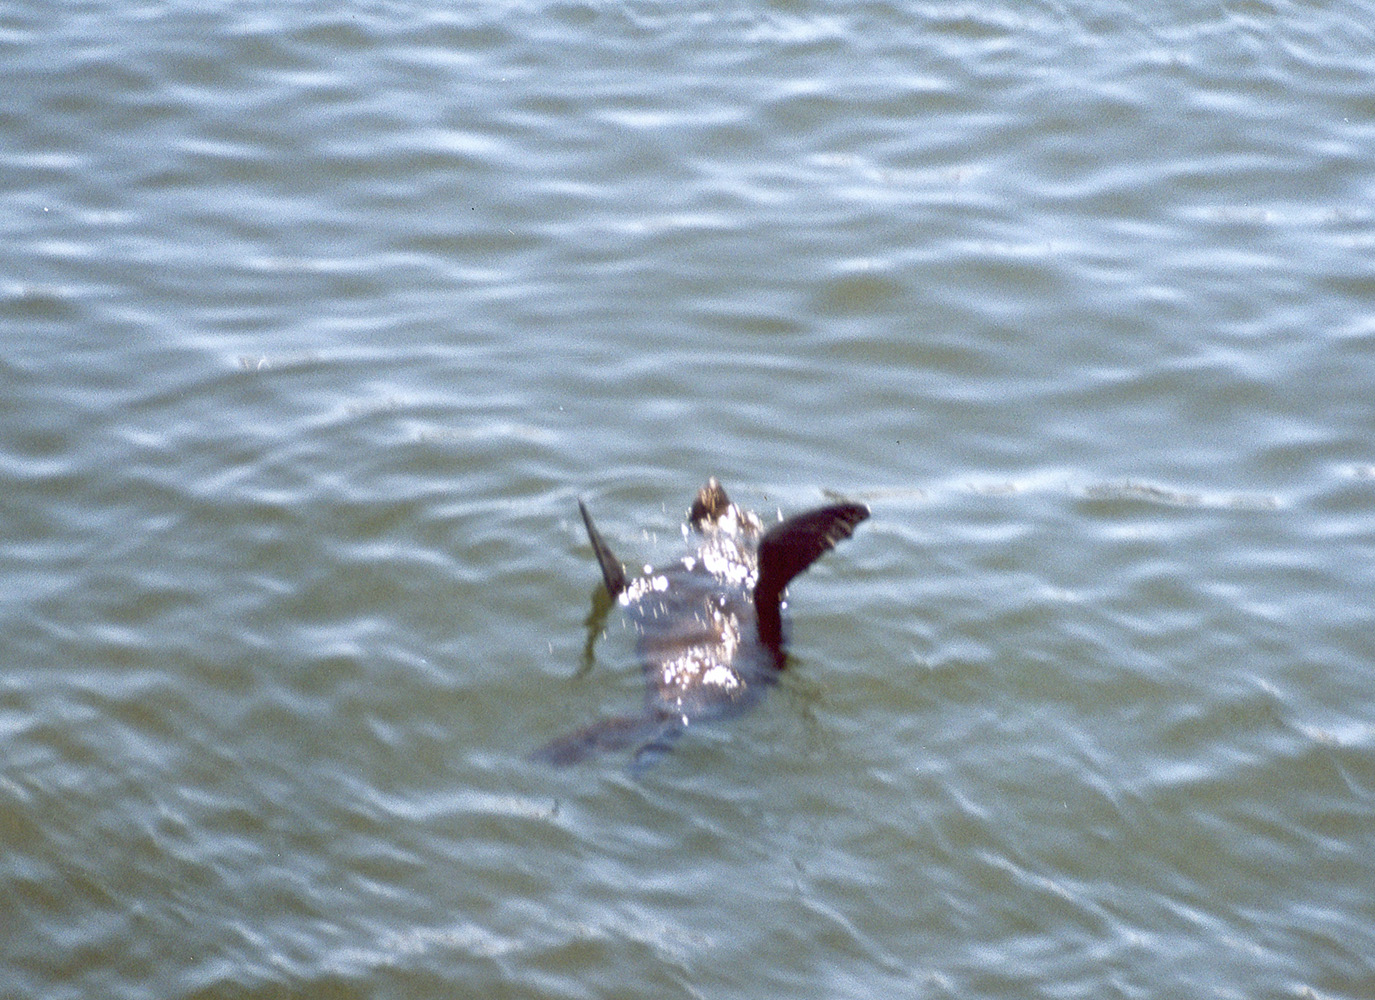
533, 478, 869, 770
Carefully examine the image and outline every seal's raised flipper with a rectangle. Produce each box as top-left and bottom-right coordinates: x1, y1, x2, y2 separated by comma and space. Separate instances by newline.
531, 712, 679, 768
754, 502, 870, 646
579, 499, 626, 598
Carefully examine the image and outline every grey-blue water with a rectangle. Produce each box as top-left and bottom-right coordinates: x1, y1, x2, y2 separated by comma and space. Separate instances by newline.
3, 1, 1374, 997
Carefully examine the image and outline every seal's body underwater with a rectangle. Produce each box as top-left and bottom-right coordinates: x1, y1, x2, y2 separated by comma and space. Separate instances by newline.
534, 479, 869, 769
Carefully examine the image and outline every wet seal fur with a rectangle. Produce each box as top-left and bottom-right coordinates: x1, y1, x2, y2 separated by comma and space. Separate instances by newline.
533, 478, 869, 771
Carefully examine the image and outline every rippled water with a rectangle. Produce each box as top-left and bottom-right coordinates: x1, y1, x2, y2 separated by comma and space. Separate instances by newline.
4, 0, 1374, 997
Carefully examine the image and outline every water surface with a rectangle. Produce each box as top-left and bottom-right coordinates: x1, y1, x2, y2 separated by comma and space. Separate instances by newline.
3, 1, 1374, 997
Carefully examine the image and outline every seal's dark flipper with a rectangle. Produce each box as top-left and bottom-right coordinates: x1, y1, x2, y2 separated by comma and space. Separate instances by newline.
579, 499, 626, 598
754, 502, 869, 646
531, 712, 678, 768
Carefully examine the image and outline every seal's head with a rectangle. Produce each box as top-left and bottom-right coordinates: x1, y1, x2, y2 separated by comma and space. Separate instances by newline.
689, 477, 732, 530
